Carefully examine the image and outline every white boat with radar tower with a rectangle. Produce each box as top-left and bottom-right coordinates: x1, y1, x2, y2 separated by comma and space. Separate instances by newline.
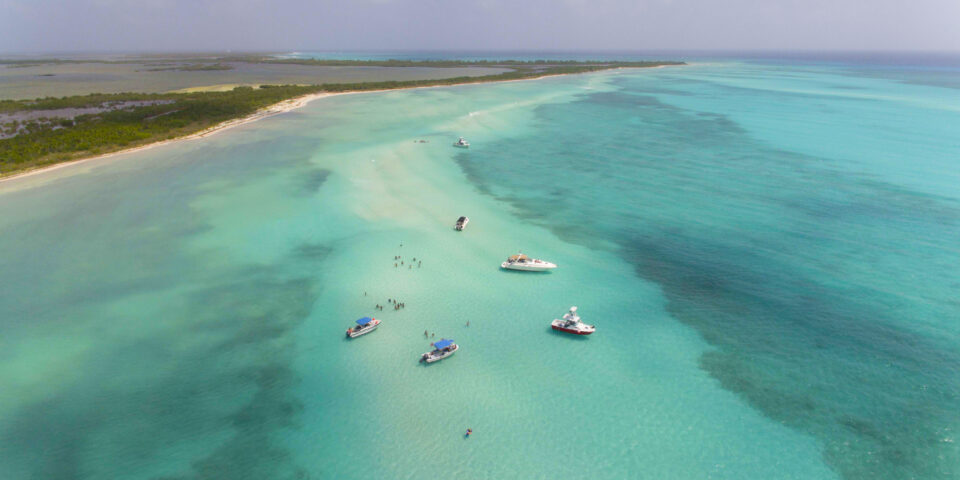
453, 137, 470, 148
551, 307, 595, 335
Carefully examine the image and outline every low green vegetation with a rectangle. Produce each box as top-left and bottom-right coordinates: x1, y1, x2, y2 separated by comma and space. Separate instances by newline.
0, 93, 166, 113
0, 85, 323, 175
1, 59, 79, 68
229, 56, 683, 69
143, 63, 235, 72
0, 61, 682, 177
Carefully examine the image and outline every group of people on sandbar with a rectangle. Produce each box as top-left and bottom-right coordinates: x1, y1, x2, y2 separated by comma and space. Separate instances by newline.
375, 298, 405, 311
393, 255, 422, 269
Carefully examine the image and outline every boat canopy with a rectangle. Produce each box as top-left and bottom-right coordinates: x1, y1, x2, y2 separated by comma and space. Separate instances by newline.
433, 339, 454, 349
508, 254, 529, 261
356, 317, 374, 325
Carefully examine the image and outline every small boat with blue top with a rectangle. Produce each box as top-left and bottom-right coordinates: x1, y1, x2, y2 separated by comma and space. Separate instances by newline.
420, 338, 458, 363
346, 317, 380, 338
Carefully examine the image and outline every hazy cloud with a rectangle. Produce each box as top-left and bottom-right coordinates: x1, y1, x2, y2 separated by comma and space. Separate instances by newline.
0, 0, 957, 53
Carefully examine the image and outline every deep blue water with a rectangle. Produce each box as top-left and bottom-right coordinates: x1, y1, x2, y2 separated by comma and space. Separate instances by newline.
452, 59, 960, 479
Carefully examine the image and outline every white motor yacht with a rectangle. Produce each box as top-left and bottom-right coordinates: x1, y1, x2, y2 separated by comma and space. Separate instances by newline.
455, 216, 469, 231
551, 306, 595, 335
346, 317, 380, 338
453, 137, 470, 148
500, 252, 557, 271
420, 339, 459, 363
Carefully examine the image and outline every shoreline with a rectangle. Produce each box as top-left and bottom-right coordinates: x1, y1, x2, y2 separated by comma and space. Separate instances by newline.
0, 66, 673, 185
0, 91, 337, 185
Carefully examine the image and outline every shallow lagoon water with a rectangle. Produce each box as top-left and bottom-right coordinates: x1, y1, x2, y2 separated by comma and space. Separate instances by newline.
0, 59, 958, 479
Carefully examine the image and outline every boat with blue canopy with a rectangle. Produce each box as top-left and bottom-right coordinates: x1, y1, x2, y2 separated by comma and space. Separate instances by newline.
420, 338, 458, 363
346, 316, 381, 338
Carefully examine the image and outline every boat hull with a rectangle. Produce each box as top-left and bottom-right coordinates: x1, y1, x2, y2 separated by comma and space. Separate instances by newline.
347, 322, 380, 338
501, 262, 556, 271
551, 324, 594, 335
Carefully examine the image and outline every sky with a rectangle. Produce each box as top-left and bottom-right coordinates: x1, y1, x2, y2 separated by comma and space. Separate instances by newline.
1, 0, 958, 54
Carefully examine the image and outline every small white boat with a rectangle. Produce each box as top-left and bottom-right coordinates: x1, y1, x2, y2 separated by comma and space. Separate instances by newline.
455, 216, 469, 231
551, 306, 595, 335
346, 317, 380, 338
453, 137, 470, 148
420, 338, 458, 363
500, 252, 557, 271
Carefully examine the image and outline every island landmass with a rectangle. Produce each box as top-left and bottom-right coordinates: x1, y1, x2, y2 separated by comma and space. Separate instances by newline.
0, 56, 683, 179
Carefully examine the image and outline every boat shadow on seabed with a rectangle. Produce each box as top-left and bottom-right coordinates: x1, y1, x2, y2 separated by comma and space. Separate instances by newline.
419, 357, 458, 366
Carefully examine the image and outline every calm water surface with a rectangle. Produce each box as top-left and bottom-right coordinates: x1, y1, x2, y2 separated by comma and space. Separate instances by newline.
0, 57, 958, 479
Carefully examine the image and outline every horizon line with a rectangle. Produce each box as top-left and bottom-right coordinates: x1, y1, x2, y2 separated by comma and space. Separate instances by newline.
2, 48, 960, 57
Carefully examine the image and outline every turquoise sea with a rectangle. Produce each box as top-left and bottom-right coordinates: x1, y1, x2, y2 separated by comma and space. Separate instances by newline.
1, 56, 959, 479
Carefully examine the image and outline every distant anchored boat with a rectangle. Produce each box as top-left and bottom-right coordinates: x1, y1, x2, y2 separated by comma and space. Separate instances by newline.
455, 216, 469, 231
551, 306, 595, 335
346, 317, 380, 338
500, 252, 557, 271
420, 338, 458, 363
453, 137, 470, 148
